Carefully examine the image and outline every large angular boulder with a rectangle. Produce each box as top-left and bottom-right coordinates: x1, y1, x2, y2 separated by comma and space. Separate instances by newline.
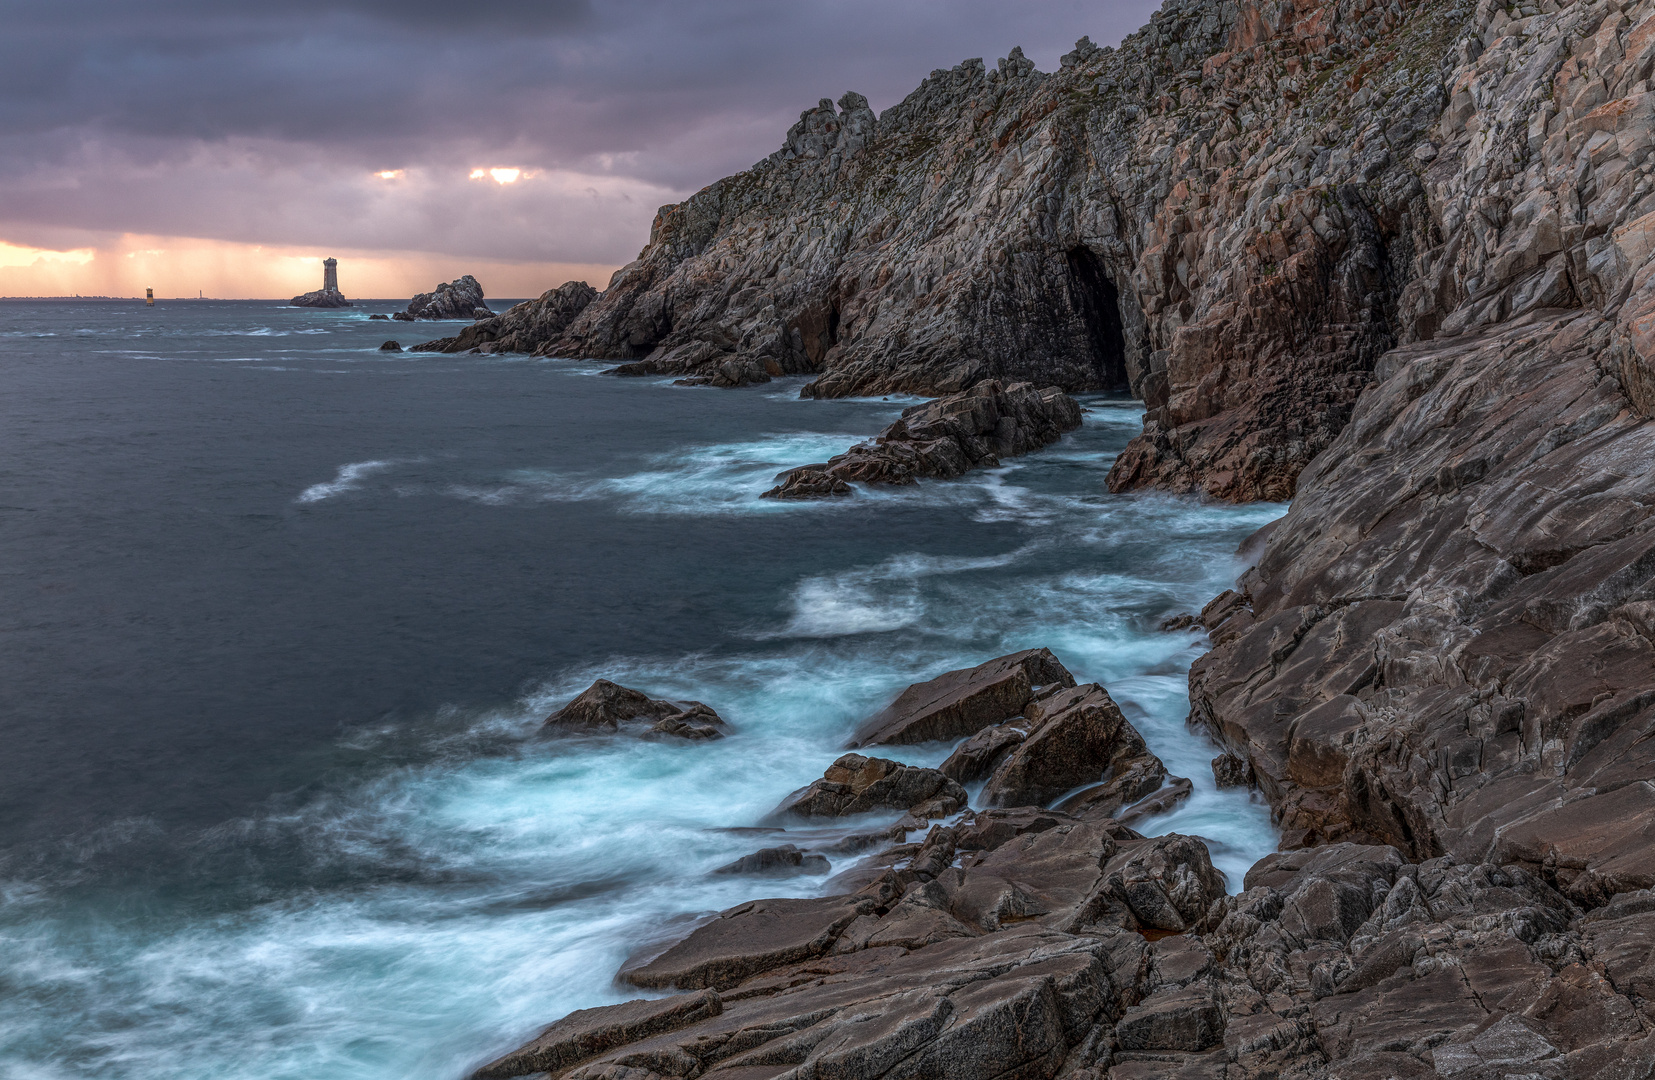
981, 683, 1165, 809
543, 679, 729, 740
848, 648, 1075, 747
470, 990, 721, 1079
770, 753, 966, 820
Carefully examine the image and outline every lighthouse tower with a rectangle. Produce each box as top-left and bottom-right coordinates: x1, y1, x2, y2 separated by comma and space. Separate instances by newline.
323, 258, 339, 294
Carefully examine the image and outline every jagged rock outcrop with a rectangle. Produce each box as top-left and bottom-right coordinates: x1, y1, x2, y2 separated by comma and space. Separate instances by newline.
544, 679, 730, 740
770, 754, 969, 821
405, 274, 490, 320
413, 280, 597, 354
530, 0, 1478, 499
762, 381, 1082, 498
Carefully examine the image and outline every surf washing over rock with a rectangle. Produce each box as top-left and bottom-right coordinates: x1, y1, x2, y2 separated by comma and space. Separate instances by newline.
448, 0, 1655, 1073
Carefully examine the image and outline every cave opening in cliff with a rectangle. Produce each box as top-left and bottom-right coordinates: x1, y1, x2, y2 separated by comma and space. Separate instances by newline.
1066, 246, 1129, 393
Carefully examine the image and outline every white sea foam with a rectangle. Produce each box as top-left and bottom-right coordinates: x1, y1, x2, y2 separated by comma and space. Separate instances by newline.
0, 383, 1290, 1080
298, 460, 397, 503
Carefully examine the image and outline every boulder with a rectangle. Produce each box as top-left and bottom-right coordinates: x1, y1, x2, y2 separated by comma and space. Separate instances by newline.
368, 313, 389, 320
938, 720, 1029, 783
405, 274, 489, 319
377, 340, 401, 352
762, 382, 1083, 498
848, 647, 1075, 747
981, 683, 1164, 809
543, 679, 729, 740
770, 753, 966, 820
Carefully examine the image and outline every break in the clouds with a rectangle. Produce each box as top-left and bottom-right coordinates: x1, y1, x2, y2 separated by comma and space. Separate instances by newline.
0, 0, 1160, 297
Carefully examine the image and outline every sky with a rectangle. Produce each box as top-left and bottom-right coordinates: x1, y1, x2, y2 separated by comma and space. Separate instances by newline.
0, 1, 1162, 300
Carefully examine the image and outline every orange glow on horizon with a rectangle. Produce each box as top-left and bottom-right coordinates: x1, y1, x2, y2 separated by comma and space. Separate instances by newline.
0, 233, 618, 300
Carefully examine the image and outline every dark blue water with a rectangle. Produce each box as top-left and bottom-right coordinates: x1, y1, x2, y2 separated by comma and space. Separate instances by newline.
0, 300, 1282, 1078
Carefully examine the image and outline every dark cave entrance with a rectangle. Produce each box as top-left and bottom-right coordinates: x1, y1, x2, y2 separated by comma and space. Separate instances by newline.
1066, 246, 1130, 393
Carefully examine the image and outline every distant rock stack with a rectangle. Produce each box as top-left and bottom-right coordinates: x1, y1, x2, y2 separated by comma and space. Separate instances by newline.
290, 258, 351, 308
399, 274, 490, 320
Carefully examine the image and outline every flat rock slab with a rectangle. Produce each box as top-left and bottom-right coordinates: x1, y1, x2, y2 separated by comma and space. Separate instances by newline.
471, 989, 721, 1078
620, 896, 874, 990
848, 648, 1075, 747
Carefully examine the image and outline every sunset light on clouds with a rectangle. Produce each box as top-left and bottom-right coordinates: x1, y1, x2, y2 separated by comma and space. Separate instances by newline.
0, 0, 1153, 298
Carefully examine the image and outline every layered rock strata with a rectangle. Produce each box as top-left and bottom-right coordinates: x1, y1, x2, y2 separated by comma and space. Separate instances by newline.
405, 274, 490, 319
413, 280, 597, 354
762, 381, 1082, 498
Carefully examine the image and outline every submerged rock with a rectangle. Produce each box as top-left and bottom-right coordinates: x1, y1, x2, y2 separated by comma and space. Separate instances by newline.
543, 679, 729, 740
368, 313, 389, 320
405, 275, 489, 320
377, 340, 401, 351
770, 753, 966, 820
709, 844, 831, 878
762, 381, 1081, 498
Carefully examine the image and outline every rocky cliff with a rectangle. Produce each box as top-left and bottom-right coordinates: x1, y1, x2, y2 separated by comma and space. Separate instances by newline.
406, 274, 491, 320
531, 0, 1473, 500
454, 0, 1655, 1072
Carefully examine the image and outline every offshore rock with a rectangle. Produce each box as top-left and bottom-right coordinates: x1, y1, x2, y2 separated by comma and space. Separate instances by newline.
405, 274, 489, 320
543, 679, 729, 740
289, 287, 350, 308
762, 381, 1082, 498
414, 280, 598, 355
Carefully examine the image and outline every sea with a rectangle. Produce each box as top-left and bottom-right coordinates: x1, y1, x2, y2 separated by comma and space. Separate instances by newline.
0, 299, 1284, 1079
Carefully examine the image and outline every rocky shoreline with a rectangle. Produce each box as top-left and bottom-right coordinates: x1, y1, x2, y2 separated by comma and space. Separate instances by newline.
449, 0, 1655, 1071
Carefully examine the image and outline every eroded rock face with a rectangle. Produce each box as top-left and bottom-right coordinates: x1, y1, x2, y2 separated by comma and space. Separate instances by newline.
530, 0, 1485, 499
543, 679, 730, 740
413, 280, 597, 354
762, 381, 1083, 498
405, 274, 489, 320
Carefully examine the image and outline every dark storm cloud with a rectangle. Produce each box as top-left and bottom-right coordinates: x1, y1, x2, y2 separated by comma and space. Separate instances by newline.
0, 0, 1160, 268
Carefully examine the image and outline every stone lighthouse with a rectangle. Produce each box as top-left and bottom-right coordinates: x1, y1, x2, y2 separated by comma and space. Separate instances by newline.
290, 257, 351, 308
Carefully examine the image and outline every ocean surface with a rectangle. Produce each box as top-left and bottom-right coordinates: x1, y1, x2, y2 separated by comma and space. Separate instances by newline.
0, 299, 1285, 1079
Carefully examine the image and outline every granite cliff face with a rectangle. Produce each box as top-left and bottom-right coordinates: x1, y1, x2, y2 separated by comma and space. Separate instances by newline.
456, 0, 1655, 1073
537, 0, 1465, 501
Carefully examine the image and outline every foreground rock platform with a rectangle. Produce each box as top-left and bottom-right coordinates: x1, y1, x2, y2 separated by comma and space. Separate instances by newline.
762, 381, 1083, 498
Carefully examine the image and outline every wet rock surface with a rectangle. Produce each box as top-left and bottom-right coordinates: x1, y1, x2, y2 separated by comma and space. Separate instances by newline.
413, 280, 597, 355
761, 381, 1083, 498
771, 754, 969, 821
848, 647, 1075, 748
404, 274, 489, 320
543, 679, 730, 740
